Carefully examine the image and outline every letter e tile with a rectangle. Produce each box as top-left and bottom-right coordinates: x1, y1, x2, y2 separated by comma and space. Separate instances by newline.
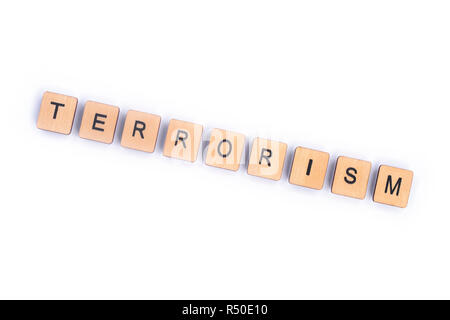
79, 101, 120, 144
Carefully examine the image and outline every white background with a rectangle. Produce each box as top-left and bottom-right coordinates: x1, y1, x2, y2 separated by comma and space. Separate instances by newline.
0, 0, 449, 299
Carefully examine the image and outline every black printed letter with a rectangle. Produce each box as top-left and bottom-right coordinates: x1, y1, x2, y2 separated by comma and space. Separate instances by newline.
132, 120, 146, 139
306, 159, 313, 176
385, 175, 402, 196
344, 167, 357, 184
217, 139, 232, 158
92, 113, 107, 131
175, 130, 188, 148
50, 101, 65, 119
259, 148, 272, 167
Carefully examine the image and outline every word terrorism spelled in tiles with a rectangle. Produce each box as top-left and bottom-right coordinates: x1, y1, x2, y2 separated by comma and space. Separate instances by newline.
37, 91, 414, 208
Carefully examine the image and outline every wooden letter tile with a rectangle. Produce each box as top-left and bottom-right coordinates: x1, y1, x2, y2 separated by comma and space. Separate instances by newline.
37, 91, 78, 135
289, 147, 330, 190
332, 156, 372, 199
163, 119, 203, 162
247, 138, 287, 181
205, 128, 245, 171
373, 165, 413, 208
120, 110, 161, 153
79, 101, 120, 144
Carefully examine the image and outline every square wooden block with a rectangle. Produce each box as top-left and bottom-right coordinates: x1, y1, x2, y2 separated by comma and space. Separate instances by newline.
37, 91, 78, 135
79, 101, 120, 144
373, 165, 413, 208
332, 156, 372, 199
247, 138, 287, 181
205, 128, 245, 171
121, 110, 161, 153
289, 147, 330, 190
163, 119, 203, 162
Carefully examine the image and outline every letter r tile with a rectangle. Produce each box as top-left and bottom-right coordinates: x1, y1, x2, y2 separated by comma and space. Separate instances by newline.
163, 119, 203, 162
79, 101, 120, 144
332, 156, 372, 199
205, 128, 245, 171
373, 165, 413, 208
37, 91, 78, 135
121, 110, 161, 153
247, 138, 287, 181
